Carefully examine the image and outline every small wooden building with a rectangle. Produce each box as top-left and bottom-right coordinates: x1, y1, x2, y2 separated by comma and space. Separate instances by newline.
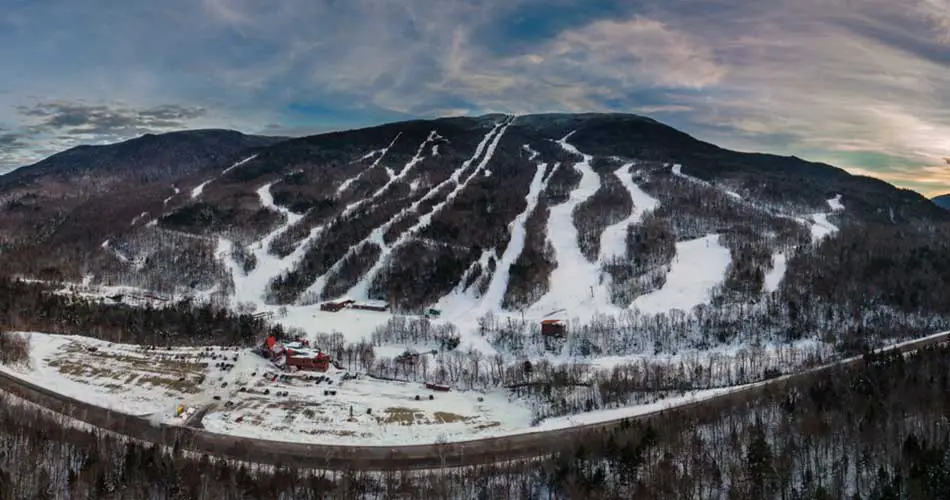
541, 319, 566, 336
350, 300, 389, 312
320, 299, 355, 312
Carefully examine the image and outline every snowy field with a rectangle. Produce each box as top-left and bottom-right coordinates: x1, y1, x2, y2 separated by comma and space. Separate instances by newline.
0, 333, 207, 416
0, 332, 537, 445
202, 369, 533, 446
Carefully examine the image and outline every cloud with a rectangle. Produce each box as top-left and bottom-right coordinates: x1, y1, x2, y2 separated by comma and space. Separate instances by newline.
0, 101, 211, 173
19, 102, 206, 136
0, 133, 25, 148
2, 0, 950, 195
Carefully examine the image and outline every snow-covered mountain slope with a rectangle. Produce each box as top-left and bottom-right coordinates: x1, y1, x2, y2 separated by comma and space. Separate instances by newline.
2, 113, 949, 349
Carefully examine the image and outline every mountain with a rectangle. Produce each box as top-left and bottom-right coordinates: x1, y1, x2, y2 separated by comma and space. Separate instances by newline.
934, 194, 950, 209
1, 113, 949, 352
0, 129, 285, 274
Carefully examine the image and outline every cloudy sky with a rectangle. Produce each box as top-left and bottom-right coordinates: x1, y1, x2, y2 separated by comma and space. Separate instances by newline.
2, 0, 950, 196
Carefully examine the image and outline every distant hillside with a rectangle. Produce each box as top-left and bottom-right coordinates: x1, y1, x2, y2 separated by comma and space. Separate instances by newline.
0, 129, 285, 262
934, 194, 950, 209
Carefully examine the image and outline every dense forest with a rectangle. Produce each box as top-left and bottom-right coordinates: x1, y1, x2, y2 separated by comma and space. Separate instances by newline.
0, 277, 282, 346
2, 342, 949, 498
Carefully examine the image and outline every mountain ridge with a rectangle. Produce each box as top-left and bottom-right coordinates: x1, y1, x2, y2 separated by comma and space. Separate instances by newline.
1, 112, 948, 355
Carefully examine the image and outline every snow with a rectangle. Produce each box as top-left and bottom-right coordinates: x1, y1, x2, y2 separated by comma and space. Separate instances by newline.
190, 180, 212, 199
342, 118, 513, 303
632, 235, 732, 314
100, 239, 131, 263
220, 182, 305, 306
473, 154, 549, 312
827, 193, 844, 211
525, 132, 617, 321
804, 213, 838, 242
598, 162, 659, 261
801, 194, 844, 243
202, 371, 534, 446
0, 333, 209, 418
162, 185, 180, 206
763, 252, 787, 293
339, 134, 401, 195
191, 154, 259, 200
301, 132, 438, 300
221, 154, 259, 175
130, 211, 148, 227
530, 385, 741, 431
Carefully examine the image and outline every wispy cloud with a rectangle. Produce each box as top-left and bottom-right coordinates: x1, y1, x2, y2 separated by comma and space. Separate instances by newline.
1, 0, 950, 195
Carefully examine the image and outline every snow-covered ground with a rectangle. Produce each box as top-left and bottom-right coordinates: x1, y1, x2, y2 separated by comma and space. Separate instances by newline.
763, 252, 787, 293
0, 331, 821, 447
343, 118, 512, 302
525, 133, 618, 322
202, 370, 533, 446
0, 333, 207, 417
221, 182, 304, 306
599, 162, 659, 261
0, 332, 537, 446
632, 234, 732, 314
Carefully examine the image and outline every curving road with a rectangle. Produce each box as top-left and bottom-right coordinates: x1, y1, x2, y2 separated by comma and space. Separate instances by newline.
0, 331, 947, 470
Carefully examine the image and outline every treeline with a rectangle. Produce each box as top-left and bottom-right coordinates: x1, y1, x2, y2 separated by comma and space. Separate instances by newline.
96, 226, 232, 296
572, 158, 632, 262
368, 316, 834, 422
0, 277, 282, 346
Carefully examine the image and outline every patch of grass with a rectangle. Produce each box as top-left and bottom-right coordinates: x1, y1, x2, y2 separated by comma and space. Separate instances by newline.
433, 411, 471, 424
377, 407, 424, 425
473, 421, 501, 430
305, 429, 362, 437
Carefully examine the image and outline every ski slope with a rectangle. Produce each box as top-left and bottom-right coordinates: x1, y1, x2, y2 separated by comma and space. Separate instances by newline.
632, 234, 732, 314
526, 132, 618, 321
599, 162, 659, 261
303, 132, 437, 300
342, 117, 513, 302
437, 144, 551, 318
763, 252, 788, 293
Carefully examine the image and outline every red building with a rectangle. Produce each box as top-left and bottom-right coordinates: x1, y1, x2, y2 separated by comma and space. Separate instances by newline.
541, 319, 566, 336
285, 350, 331, 372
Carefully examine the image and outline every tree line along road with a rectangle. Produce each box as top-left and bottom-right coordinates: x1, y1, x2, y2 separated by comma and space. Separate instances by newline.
0, 331, 947, 471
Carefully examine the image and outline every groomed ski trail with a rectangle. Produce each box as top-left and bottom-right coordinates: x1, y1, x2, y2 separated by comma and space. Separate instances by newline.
191, 154, 259, 200
301, 131, 439, 300
598, 162, 659, 262
338, 133, 402, 195
438, 144, 550, 317
526, 132, 618, 320
339, 117, 514, 303
219, 182, 304, 305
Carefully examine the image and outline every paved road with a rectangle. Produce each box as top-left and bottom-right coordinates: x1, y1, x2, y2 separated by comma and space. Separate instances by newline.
0, 331, 947, 470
